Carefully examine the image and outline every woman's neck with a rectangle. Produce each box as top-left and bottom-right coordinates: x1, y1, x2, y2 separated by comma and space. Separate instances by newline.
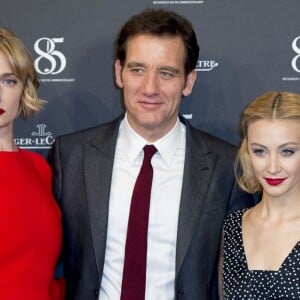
254, 194, 300, 223
0, 127, 17, 151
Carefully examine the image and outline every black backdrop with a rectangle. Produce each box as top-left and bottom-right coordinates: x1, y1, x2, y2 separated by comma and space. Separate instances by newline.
2, 0, 300, 157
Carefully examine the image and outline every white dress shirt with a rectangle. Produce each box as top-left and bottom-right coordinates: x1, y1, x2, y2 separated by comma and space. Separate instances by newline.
99, 115, 186, 300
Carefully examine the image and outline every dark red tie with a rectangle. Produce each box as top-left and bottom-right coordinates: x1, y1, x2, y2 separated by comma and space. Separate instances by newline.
120, 145, 157, 300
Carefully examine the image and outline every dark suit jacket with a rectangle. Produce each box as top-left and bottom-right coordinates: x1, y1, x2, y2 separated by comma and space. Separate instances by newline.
48, 116, 254, 300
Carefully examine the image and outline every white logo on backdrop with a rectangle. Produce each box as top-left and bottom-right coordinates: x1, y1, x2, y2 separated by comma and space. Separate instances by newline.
196, 60, 219, 72
291, 36, 300, 73
182, 114, 192, 119
34, 38, 66, 75
15, 124, 55, 149
33, 37, 75, 83
282, 36, 300, 81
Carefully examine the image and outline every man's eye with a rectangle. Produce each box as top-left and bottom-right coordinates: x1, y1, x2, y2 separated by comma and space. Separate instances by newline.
130, 68, 144, 74
160, 71, 175, 79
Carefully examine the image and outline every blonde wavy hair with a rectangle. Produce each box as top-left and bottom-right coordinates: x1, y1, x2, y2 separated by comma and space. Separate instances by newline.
0, 27, 45, 118
235, 91, 300, 193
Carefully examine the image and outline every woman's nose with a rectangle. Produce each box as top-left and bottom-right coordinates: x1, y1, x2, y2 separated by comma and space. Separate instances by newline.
267, 155, 281, 174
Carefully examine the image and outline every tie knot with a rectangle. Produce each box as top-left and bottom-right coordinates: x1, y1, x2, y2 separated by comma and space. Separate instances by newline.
143, 145, 157, 161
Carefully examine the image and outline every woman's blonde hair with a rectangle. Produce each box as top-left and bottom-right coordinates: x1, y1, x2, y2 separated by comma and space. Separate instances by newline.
235, 91, 300, 193
0, 27, 45, 118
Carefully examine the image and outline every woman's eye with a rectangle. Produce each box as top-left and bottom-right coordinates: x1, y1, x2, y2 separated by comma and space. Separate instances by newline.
3, 78, 17, 86
252, 148, 266, 157
282, 149, 295, 157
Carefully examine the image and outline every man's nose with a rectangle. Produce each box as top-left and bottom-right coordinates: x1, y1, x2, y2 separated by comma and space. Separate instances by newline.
141, 73, 159, 96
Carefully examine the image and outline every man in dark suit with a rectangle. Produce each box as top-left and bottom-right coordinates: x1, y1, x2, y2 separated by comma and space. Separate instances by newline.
49, 9, 254, 300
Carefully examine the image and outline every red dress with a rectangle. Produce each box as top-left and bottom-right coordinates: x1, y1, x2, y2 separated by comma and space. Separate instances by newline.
0, 149, 63, 300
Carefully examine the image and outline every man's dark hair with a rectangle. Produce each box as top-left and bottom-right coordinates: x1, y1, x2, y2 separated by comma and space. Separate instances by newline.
115, 9, 200, 76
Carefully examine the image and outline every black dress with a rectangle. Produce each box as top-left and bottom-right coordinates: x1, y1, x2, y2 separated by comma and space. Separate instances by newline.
223, 209, 300, 299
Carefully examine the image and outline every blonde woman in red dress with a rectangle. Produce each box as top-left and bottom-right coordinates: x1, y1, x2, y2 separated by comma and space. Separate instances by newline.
0, 27, 63, 300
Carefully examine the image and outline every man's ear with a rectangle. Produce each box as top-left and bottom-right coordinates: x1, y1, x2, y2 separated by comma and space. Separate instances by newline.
182, 69, 197, 97
115, 59, 124, 88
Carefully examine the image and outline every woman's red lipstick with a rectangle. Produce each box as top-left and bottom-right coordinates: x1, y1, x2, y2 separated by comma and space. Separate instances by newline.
0, 108, 5, 115
265, 178, 286, 186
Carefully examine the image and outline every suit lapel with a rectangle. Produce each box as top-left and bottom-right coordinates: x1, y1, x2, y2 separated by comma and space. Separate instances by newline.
83, 118, 121, 275
176, 122, 216, 275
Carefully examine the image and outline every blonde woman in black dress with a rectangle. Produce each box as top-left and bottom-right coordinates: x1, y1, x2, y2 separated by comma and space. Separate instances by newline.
222, 91, 300, 299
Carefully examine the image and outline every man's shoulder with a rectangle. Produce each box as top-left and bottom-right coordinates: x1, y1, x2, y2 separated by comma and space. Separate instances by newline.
185, 120, 237, 155
181, 115, 235, 145
55, 116, 122, 145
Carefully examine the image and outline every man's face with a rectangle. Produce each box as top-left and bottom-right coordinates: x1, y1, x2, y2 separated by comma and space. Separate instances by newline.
115, 34, 196, 142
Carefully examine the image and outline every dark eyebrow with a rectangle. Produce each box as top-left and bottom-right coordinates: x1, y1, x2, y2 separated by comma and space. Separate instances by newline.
126, 62, 180, 75
126, 62, 145, 69
159, 66, 180, 75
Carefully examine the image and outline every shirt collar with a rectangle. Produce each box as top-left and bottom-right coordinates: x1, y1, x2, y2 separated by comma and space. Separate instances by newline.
154, 119, 185, 166
120, 114, 185, 166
